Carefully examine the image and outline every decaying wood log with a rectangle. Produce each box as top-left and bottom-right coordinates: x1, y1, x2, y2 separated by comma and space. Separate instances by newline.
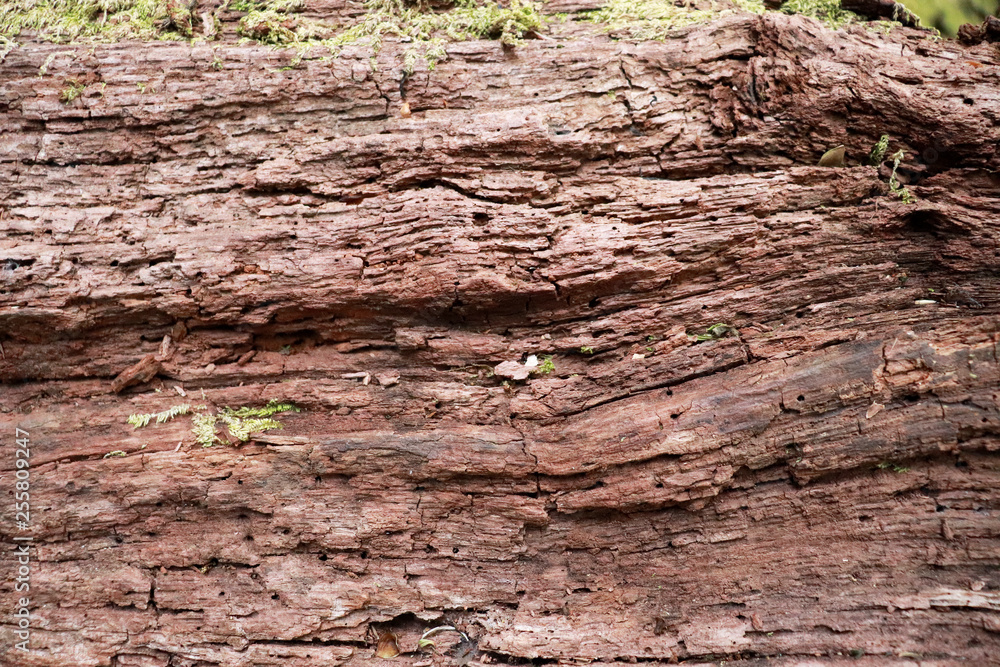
1, 2, 999, 666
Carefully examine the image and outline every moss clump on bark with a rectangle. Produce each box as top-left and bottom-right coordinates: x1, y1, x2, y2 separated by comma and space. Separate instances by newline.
231, 0, 336, 44
0, 0, 196, 43
128, 399, 299, 447
581, 0, 725, 39
777, 0, 859, 29
234, 0, 545, 72
311, 0, 545, 72
581, 0, 901, 39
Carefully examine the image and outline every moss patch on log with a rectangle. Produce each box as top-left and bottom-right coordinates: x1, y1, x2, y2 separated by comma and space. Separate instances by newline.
0, 0, 197, 43
580, 0, 907, 39
313, 0, 545, 72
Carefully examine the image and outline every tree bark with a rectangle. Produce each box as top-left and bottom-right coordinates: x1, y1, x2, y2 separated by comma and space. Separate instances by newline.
2, 5, 1000, 666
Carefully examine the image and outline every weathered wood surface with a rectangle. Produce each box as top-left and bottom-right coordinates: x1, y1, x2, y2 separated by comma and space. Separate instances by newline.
2, 6, 1000, 666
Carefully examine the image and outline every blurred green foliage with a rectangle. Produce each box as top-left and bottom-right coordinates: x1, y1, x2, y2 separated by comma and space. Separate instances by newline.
905, 0, 999, 35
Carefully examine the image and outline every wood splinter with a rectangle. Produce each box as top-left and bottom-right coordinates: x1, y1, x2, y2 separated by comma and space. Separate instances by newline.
110, 353, 162, 393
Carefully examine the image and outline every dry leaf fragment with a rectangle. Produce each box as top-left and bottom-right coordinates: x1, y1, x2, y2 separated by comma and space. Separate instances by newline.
400, 101, 411, 118
818, 144, 846, 167
375, 629, 400, 659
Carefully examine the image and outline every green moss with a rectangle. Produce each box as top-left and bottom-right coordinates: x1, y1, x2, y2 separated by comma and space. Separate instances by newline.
0, 34, 17, 60
581, 0, 722, 39
777, 0, 858, 29
868, 134, 889, 166
221, 0, 545, 73
1, 0, 197, 43
193, 399, 299, 445
322, 0, 545, 73
223, 399, 299, 418
59, 76, 85, 102
580, 0, 893, 35
888, 149, 915, 203
581, 0, 777, 40
127, 399, 298, 448
532, 355, 555, 375
192, 412, 221, 447
694, 323, 738, 342
234, 1, 334, 45
128, 403, 201, 429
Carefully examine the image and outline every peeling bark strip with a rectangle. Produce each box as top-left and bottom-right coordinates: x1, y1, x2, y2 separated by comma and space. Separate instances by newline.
2, 6, 1000, 667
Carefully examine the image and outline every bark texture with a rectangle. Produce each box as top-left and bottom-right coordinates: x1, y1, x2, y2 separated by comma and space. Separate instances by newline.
2, 4, 1000, 666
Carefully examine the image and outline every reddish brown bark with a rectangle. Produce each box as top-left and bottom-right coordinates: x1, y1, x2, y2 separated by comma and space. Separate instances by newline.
1, 4, 1000, 666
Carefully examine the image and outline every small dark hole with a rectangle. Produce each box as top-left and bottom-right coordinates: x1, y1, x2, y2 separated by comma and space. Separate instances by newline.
453, 547, 460, 554
936, 505, 947, 512
319, 554, 328, 561
272, 593, 280, 599
219, 591, 225, 596
110, 260, 119, 267
237, 480, 243, 485
670, 413, 679, 419
963, 98, 974, 105
360, 550, 368, 559
114, 535, 124, 543
859, 515, 872, 522
588, 297, 599, 308
314, 475, 322, 483
797, 395, 805, 402
245, 535, 254, 541
956, 459, 969, 468
795, 311, 804, 319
